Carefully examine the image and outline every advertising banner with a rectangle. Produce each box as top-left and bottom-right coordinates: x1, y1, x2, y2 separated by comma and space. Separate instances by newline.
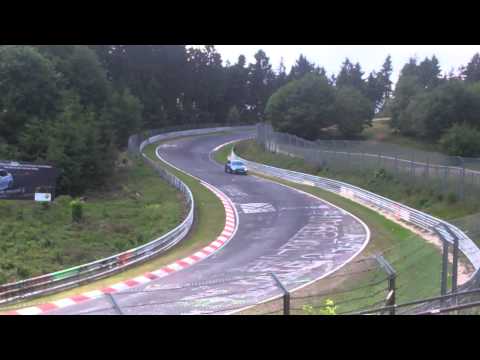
0, 160, 59, 201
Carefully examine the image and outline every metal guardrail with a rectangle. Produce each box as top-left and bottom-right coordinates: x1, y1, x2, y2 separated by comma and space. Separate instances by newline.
0, 125, 253, 306
233, 150, 480, 281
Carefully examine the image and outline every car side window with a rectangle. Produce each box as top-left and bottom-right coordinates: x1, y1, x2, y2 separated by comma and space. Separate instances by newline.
0, 171, 7, 177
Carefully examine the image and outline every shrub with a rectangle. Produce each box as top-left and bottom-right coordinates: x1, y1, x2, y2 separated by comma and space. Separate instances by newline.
303, 299, 337, 315
70, 199, 83, 223
440, 123, 480, 157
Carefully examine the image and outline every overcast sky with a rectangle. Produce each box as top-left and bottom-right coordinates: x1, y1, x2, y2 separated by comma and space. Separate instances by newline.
189, 45, 480, 85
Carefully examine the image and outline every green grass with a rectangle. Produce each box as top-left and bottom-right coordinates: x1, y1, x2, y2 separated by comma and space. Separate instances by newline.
215, 141, 449, 313
0, 138, 225, 312
0, 154, 184, 285
362, 119, 442, 152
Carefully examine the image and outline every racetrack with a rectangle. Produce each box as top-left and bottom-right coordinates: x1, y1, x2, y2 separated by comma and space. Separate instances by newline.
43, 130, 370, 315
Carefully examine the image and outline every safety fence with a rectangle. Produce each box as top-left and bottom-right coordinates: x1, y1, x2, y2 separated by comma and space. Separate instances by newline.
45, 260, 480, 315
257, 123, 480, 200
0, 125, 252, 306
233, 129, 480, 285
235, 256, 395, 316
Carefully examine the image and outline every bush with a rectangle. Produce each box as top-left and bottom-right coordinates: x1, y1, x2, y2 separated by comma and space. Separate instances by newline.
70, 199, 83, 223
303, 299, 337, 315
440, 123, 480, 157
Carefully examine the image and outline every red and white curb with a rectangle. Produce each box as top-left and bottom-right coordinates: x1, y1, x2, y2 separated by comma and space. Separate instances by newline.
2, 182, 237, 316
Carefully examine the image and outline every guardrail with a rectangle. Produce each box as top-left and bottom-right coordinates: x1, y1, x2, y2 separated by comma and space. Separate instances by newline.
0, 125, 253, 306
233, 150, 480, 281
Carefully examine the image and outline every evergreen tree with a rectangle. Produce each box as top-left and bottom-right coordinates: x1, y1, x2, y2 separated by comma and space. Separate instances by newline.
463, 53, 480, 82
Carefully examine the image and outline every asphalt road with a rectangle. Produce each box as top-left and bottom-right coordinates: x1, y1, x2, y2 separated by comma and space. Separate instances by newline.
46, 130, 369, 315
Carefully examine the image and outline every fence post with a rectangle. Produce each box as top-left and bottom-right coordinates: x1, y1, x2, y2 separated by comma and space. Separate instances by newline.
425, 156, 430, 179
410, 152, 415, 180
394, 154, 399, 175
458, 157, 466, 200
444, 166, 449, 195
270, 273, 290, 315
443, 225, 460, 295
375, 255, 397, 315
433, 227, 450, 299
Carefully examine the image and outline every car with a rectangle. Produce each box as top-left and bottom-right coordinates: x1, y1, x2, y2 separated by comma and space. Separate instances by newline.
225, 160, 248, 175
0, 169, 14, 191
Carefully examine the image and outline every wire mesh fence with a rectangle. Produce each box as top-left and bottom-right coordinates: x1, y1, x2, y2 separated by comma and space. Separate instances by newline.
257, 122, 480, 200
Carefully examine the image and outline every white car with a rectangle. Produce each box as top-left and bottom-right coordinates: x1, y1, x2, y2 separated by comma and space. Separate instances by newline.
0, 169, 14, 191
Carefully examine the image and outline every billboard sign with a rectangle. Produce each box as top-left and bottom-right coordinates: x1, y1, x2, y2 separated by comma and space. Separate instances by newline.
0, 160, 59, 201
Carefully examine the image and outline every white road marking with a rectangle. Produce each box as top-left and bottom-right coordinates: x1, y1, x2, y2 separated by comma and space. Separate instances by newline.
239, 203, 276, 214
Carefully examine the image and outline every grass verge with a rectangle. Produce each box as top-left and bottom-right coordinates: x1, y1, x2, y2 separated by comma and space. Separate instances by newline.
0, 154, 184, 285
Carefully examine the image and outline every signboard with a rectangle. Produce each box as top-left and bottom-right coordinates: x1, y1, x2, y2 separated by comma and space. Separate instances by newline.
0, 160, 59, 201
35, 193, 52, 202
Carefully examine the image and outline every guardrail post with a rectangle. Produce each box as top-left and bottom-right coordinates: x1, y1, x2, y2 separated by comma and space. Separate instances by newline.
270, 273, 290, 315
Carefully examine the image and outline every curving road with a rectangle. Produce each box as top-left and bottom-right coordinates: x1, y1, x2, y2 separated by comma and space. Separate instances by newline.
45, 129, 369, 315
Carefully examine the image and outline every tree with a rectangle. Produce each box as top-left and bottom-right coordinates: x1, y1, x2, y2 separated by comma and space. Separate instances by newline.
36, 45, 110, 110
274, 57, 289, 89
224, 55, 249, 117
463, 53, 480, 82
375, 55, 393, 110
103, 88, 143, 148
0, 46, 60, 143
418, 55, 442, 89
45, 94, 116, 195
336, 58, 366, 95
396, 79, 480, 139
186, 45, 226, 124
440, 123, 480, 157
365, 71, 384, 111
288, 54, 316, 80
334, 86, 374, 137
390, 75, 423, 135
265, 73, 335, 140
246, 50, 276, 121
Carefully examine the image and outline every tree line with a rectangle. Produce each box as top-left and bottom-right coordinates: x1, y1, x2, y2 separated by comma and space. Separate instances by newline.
0, 45, 393, 195
267, 51, 480, 157
2, 45, 480, 197
266, 56, 393, 139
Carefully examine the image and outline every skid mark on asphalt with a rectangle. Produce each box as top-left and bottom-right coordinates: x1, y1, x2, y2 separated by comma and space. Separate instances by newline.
220, 185, 249, 198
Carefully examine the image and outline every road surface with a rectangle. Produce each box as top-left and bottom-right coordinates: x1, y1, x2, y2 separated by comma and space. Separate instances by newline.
46, 130, 369, 315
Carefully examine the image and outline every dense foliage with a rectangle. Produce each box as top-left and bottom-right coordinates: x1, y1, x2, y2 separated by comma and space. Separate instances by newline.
440, 123, 480, 157
390, 53, 480, 155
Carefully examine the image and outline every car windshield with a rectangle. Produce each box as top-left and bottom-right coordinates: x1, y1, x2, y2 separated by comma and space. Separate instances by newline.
231, 161, 244, 167
0, 170, 7, 177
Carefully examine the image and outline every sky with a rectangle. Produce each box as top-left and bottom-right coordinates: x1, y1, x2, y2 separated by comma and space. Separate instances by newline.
189, 45, 480, 85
